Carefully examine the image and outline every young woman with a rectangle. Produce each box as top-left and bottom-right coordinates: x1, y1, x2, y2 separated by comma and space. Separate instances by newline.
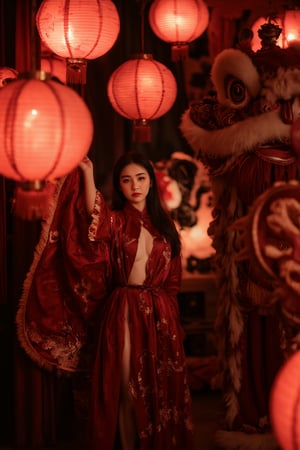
79, 151, 194, 450
17, 151, 194, 450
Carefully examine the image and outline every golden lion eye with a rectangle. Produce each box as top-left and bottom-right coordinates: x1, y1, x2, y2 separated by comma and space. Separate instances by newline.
225, 76, 249, 106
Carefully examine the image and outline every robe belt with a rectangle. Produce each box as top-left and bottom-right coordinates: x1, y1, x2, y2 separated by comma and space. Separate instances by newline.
118, 284, 162, 292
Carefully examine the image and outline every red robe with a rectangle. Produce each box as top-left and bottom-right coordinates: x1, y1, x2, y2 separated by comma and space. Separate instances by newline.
89, 189, 194, 450
17, 168, 194, 450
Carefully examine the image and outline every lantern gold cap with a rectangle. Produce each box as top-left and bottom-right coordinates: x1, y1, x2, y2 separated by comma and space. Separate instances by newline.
19, 180, 46, 191
19, 71, 52, 81
131, 53, 153, 60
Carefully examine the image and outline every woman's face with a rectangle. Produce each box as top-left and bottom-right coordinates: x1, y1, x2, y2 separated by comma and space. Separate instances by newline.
119, 163, 151, 211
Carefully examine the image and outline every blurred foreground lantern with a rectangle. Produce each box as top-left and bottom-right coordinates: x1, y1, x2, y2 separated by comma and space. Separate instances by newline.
270, 350, 300, 449
107, 53, 177, 142
36, 0, 120, 94
149, 0, 209, 61
0, 72, 93, 219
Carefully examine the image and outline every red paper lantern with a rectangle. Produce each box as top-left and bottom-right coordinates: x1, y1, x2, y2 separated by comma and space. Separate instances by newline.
282, 10, 300, 47
270, 351, 300, 449
0, 74, 93, 182
107, 53, 177, 142
36, 0, 120, 60
149, 0, 209, 61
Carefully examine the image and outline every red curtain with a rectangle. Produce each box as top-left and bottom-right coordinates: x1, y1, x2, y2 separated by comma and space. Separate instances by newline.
0, 0, 15, 445
7, 1, 73, 447
0, 177, 6, 305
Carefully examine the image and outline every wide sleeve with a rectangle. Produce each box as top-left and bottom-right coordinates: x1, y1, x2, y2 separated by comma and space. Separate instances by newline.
88, 189, 112, 243
59, 182, 113, 316
16, 168, 112, 373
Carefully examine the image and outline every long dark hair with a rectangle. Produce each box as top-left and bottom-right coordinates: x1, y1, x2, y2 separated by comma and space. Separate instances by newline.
111, 151, 181, 257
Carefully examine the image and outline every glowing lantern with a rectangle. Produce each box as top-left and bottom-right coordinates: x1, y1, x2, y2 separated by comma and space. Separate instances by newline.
0, 74, 93, 181
251, 10, 300, 51
36, 0, 120, 94
270, 351, 300, 449
0, 72, 93, 218
36, 0, 120, 60
149, 0, 209, 61
282, 10, 300, 47
107, 54, 177, 142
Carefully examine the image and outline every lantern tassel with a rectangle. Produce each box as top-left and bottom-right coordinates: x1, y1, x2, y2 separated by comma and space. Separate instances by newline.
171, 44, 189, 62
132, 120, 152, 143
13, 181, 50, 221
66, 58, 87, 98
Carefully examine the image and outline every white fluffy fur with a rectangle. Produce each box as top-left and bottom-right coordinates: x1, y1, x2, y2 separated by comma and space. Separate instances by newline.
179, 108, 290, 157
211, 49, 261, 108
263, 67, 300, 102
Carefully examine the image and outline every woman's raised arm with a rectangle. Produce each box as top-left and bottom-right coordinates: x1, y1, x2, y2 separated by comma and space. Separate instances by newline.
79, 156, 97, 215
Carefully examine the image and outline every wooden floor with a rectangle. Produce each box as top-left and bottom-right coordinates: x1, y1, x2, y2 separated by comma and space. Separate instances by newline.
88, 389, 223, 450
192, 389, 223, 450
192, 390, 280, 450
61, 389, 223, 450
0, 389, 223, 450
0, 388, 281, 450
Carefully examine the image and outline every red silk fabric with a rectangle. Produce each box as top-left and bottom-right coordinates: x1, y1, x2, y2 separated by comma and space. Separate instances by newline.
88, 196, 194, 449
17, 168, 111, 373
17, 168, 194, 449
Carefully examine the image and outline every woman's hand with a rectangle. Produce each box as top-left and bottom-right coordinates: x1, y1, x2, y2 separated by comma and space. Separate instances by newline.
79, 156, 94, 174
79, 156, 97, 215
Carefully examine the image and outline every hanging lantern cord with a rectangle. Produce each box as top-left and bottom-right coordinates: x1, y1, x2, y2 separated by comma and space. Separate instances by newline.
174, 56, 189, 110
140, 0, 146, 53
137, 0, 151, 53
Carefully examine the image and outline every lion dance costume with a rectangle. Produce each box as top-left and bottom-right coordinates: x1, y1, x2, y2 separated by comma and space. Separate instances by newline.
180, 21, 300, 444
